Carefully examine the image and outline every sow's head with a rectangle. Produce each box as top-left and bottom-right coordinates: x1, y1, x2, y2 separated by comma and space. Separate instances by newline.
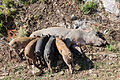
80, 27, 107, 46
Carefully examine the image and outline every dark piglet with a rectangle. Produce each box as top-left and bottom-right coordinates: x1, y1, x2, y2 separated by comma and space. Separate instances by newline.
44, 36, 56, 72
35, 35, 50, 64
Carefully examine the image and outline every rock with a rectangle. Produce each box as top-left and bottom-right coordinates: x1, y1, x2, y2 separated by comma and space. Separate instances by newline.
49, 74, 54, 77
74, 64, 81, 70
31, 65, 42, 76
72, 20, 86, 29
71, 14, 77, 21
104, 29, 109, 34
101, 0, 119, 16
59, 71, 64, 75
109, 62, 113, 65
93, 74, 98, 77
89, 69, 93, 73
108, 54, 118, 58
83, 0, 100, 3
102, 54, 107, 58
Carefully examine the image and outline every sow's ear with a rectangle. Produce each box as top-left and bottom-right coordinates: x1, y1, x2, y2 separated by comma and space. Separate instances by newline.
82, 27, 93, 33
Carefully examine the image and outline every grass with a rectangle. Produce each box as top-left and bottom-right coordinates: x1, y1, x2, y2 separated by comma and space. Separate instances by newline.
0, 0, 18, 36
14, 66, 26, 74
74, 0, 81, 4
80, 1, 97, 14
2, 76, 11, 80
0, 20, 7, 36
106, 44, 112, 51
19, 0, 41, 5
3, 0, 14, 8
16, 27, 28, 38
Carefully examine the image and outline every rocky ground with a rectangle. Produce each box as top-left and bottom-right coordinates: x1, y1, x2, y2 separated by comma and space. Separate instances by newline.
0, 0, 120, 80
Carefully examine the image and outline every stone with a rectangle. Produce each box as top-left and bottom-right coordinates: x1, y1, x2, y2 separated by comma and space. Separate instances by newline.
59, 71, 64, 75
108, 54, 118, 58
31, 65, 42, 76
109, 62, 113, 65
101, 0, 119, 16
72, 19, 86, 29
71, 14, 77, 21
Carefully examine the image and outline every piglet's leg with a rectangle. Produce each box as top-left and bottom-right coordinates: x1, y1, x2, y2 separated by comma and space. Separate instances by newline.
15, 49, 22, 61
64, 60, 73, 74
46, 60, 52, 73
19, 49, 24, 60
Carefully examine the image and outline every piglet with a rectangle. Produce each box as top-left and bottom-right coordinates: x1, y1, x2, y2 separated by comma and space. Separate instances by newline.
24, 38, 39, 65
55, 37, 74, 74
35, 35, 50, 65
44, 36, 56, 72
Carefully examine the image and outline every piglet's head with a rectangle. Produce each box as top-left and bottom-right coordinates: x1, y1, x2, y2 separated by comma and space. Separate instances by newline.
9, 39, 18, 48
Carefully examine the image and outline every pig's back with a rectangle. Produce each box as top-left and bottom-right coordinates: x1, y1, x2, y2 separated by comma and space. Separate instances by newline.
35, 36, 50, 54
56, 38, 70, 55
30, 27, 71, 37
25, 38, 39, 55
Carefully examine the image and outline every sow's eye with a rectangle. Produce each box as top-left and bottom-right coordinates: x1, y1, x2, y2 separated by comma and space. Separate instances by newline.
95, 33, 99, 37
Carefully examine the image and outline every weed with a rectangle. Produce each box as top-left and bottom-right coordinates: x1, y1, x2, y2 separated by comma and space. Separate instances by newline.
74, 0, 81, 4
44, 71, 50, 77
3, 76, 11, 80
106, 44, 112, 51
3, 0, 14, 8
118, 53, 120, 59
117, 0, 120, 2
17, 78, 23, 80
80, 1, 97, 14
0, 20, 7, 36
16, 27, 27, 38
40, 0, 46, 2
81, 77, 88, 80
0, 0, 18, 36
94, 62, 102, 69
19, 0, 38, 5
14, 66, 25, 74
19, 0, 30, 5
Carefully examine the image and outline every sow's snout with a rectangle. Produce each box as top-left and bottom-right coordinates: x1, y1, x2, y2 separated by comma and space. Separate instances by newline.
93, 32, 107, 46
94, 38, 107, 47
85, 31, 107, 46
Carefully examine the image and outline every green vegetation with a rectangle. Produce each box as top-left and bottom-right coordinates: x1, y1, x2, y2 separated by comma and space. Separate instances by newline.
106, 44, 112, 51
74, 0, 81, 4
0, 20, 6, 36
16, 27, 28, 38
2, 76, 11, 80
117, 0, 120, 2
2, 0, 14, 8
40, 0, 46, 2
19, 0, 39, 5
0, 0, 18, 36
80, 1, 97, 14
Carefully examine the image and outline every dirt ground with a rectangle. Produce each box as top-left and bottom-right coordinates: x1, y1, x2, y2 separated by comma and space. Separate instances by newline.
0, 0, 120, 80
